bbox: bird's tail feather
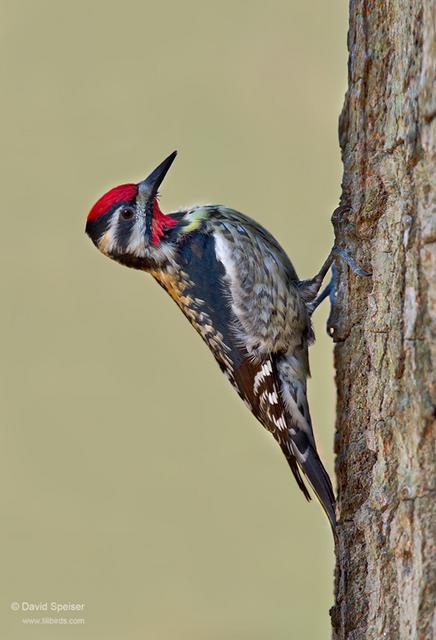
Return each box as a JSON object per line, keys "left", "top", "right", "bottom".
{"left": 299, "top": 446, "right": 337, "bottom": 534}
{"left": 282, "top": 436, "right": 337, "bottom": 536}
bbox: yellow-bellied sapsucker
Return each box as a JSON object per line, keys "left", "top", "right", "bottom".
{"left": 86, "top": 151, "right": 343, "bottom": 532}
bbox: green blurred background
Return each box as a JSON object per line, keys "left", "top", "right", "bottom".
{"left": 0, "top": 1, "right": 347, "bottom": 638}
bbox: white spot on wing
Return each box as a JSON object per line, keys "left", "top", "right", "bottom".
{"left": 273, "top": 415, "right": 287, "bottom": 431}
{"left": 268, "top": 391, "right": 278, "bottom": 404}
{"left": 253, "top": 360, "right": 273, "bottom": 394}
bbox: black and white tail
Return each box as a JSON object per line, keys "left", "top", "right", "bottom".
{"left": 282, "top": 429, "right": 337, "bottom": 533}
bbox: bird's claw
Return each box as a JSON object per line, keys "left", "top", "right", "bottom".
{"left": 332, "top": 246, "right": 372, "bottom": 277}
{"left": 309, "top": 248, "right": 370, "bottom": 329}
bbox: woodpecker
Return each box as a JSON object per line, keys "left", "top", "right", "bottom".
{"left": 86, "top": 151, "right": 341, "bottom": 532}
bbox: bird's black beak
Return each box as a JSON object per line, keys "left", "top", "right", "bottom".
{"left": 138, "top": 150, "right": 177, "bottom": 200}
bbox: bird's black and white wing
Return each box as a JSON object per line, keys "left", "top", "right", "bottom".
{"left": 166, "top": 214, "right": 336, "bottom": 529}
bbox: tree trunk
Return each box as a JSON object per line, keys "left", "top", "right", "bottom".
{"left": 329, "top": 2, "right": 435, "bottom": 639}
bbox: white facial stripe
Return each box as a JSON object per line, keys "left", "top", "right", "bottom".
{"left": 97, "top": 203, "right": 177, "bottom": 267}
{"left": 126, "top": 216, "right": 147, "bottom": 257}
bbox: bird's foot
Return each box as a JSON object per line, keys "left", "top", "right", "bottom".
{"left": 331, "top": 246, "right": 371, "bottom": 278}
{"left": 307, "top": 247, "right": 370, "bottom": 324}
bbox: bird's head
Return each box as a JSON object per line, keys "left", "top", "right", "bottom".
{"left": 85, "top": 151, "right": 179, "bottom": 268}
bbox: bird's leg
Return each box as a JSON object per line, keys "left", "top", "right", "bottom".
{"left": 308, "top": 263, "right": 337, "bottom": 315}
{"left": 302, "top": 246, "right": 371, "bottom": 315}
{"left": 299, "top": 251, "right": 335, "bottom": 304}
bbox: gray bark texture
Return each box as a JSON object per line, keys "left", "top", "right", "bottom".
{"left": 329, "top": 2, "right": 435, "bottom": 639}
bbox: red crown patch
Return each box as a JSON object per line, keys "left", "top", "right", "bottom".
{"left": 87, "top": 184, "right": 138, "bottom": 222}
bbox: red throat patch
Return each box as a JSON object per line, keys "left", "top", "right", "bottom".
{"left": 151, "top": 200, "right": 178, "bottom": 246}
{"left": 87, "top": 184, "right": 138, "bottom": 222}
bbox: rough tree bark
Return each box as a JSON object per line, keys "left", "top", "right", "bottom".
{"left": 329, "top": 2, "right": 435, "bottom": 639}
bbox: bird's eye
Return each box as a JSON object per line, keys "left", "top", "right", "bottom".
{"left": 120, "top": 207, "right": 135, "bottom": 220}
